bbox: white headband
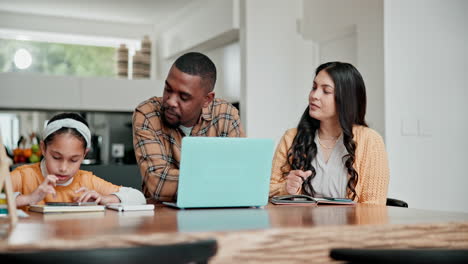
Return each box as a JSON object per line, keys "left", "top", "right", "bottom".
{"left": 43, "top": 118, "right": 91, "bottom": 148}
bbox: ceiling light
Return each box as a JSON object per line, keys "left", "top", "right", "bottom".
{"left": 14, "top": 49, "right": 32, "bottom": 69}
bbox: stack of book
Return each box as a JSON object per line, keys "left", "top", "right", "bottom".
{"left": 0, "top": 193, "right": 7, "bottom": 215}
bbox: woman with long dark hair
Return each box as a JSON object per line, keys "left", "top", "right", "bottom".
{"left": 269, "top": 62, "right": 389, "bottom": 204}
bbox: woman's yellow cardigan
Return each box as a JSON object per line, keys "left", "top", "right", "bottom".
{"left": 269, "top": 125, "right": 389, "bottom": 205}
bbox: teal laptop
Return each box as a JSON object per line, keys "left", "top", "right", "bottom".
{"left": 163, "top": 137, "right": 274, "bottom": 209}
{"left": 177, "top": 208, "right": 270, "bottom": 231}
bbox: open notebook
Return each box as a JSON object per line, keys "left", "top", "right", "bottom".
{"left": 106, "top": 204, "right": 154, "bottom": 212}
{"left": 271, "top": 195, "right": 355, "bottom": 205}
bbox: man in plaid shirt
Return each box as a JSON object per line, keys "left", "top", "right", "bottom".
{"left": 132, "top": 52, "right": 245, "bottom": 202}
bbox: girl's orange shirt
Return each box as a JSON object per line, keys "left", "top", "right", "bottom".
{"left": 11, "top": 162, "right": 120, "bottom": 204}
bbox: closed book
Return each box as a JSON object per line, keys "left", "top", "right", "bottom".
{"left": 29, "top": 204, "right": 106, "bottom": 213}
{"left": 106, "top": 204, "right": 155, "bottom": 212}
{"left": 0, "top": 208, "right": 29, "bottom": 218}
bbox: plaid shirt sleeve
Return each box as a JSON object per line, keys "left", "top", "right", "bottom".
{"left": 198, "top": 99, "right": 245, "bottom": 138}
{"left": 224, "top": 104, "right": 245, "bottom": 137}
{"left": 132, "top": 104, "right": 180, "bottom": 202}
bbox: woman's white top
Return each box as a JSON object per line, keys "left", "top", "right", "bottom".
{"left": 309, "top": 131, "right": 348, "bottom": 198}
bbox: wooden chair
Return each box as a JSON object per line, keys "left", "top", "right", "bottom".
{"left": 0, "top": 239, "right": 218, "bottom": 264}
{"left": 0, "top": 135, "right": 17, "bottom": 226}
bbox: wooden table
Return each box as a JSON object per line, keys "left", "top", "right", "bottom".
{"left": 2, "top": 204, "right": 468, "bottom": 263}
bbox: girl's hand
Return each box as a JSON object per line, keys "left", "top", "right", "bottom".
{"left": 29, "top": 175, "right": 58, "bottom": 204}
{"left": 74, "top": 187, "right": 102, "bottom": 204}
{"left": 74, "top": 187, "right": 120, "bottom": 205}
{"left": 285, "top": 170, "right": 312, "bottom": 195}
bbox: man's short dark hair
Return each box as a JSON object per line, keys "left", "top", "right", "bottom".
{"left": 174, "top": 52, "right": 217, "bottom": 92}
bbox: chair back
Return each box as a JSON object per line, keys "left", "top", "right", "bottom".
{"left": 386, "top": 198, "right": 408, "bottom": 207}
{"left": 330, "top": 248, "right": 468, "bottom": 263}
{"left": 0, "top": 239, "right": 218, "bottom": 264}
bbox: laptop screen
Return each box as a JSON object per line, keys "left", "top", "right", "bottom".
{"left": 176, "top": 137, "right": 274, "bottom": 208}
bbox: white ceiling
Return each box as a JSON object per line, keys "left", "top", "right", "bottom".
{"left": 0, "top": 0, "right": 196, "bottom": 25}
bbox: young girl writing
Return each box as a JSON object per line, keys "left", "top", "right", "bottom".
{"left": 11, "top": 113, "right": 146, "bottom": 207}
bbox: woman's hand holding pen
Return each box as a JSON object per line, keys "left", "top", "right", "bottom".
{"left": 285, "top": 170, "right": 312, "bottom": 195}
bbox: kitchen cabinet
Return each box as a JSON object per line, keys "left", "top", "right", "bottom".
{"left": 0, "top": 72, "right": 81, "bottom": 109}
{"left": 81, "top": 78, "right": 162, "bottom": 112}
{"left": 0, "top": 72, "right": 163, "bottom": 112}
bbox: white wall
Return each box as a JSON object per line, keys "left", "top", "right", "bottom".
{"left": 153, "top": 0, "right": 240, "bottom": 103}
{"left": 301, "top": 0, "right": 385, "bottom": 137}
{"left": 240, "top": 0, "right": 317, "bottom": 142}
{"left": 206, "top": 42, "right": 241, "bottom": 103}
{"left": 319, "top": 31, "right": 357, "bottom": 66}
{"left": 158, "top": 0, "right": 239, "bottom": 60}
{"left": 385, "top": 0, "right": 468, "bottom": 212}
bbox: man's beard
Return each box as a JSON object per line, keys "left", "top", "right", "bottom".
{"left": 161, "top": 106, "right": 180, "bottom": 128}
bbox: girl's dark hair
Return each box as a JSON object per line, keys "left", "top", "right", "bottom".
{"left": 43, "top": 113, "right": 89, "bottom": 149}
{"left": 283, "top": 62, "right": 367, "bottom": 200}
